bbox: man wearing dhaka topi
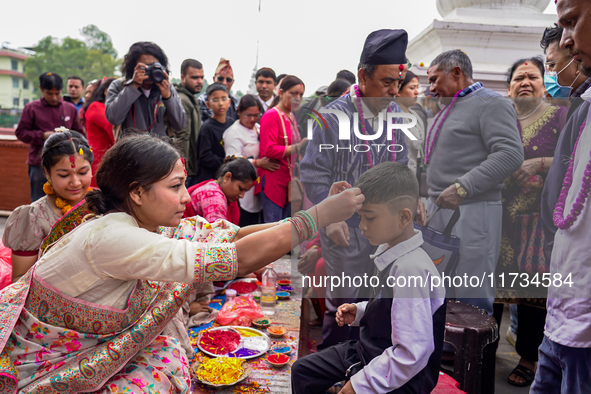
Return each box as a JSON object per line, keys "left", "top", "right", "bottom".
{"left": 301, "top": 29, "right": 417, "bottom": 350}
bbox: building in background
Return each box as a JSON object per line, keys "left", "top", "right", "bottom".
{"left": 0, "top": 46, "right": 34, "bottom": 113}
{"left": 407, "top": 0, "right": 556, "bottom": 94}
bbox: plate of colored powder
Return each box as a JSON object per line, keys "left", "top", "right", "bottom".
{"left": 193, "top": 357, "right": 251, "bottom": 387}
{"left": 198, "top": 326, "right": 270, "bottom": 359}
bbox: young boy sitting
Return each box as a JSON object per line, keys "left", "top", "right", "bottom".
{"left": 292, "top": 162, "right": 446, "bottom": 394}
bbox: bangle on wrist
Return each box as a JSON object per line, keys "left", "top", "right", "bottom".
{"left": 253, "top": 159, "right": 258, "bottom": 167}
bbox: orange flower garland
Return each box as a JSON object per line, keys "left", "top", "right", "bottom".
{"left": 44, "top": 184, "right": 93, "bottom": 215}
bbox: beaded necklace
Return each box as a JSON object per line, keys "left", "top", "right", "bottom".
{"left": 424, "top": 90, "right": 462, "bottom": 165}
{"left": 352, "top": 85, "right": 396, "bottom": 168}
{"left": 553, "top": 120, "right": 591, "bottom": 230}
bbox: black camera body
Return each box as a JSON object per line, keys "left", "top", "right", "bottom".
{"left": 142, "top": 62, "right": 166, "bottom": 83}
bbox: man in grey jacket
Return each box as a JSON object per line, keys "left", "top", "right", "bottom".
{"left": 170, "top": 59, "right": 204, "bottom": 187}
{"left": 425, "top": 50, "right": 524, "bottom": 315}
{"left": 106, "top": 42, "right": 186, "bottom": 139}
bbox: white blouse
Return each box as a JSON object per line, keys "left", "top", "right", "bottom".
{"left": 223, "top": 120, "right": 262, "bottom": 213}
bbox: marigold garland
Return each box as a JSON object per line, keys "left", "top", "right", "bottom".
{"left": 195, "top": 357, "right": 244, "bottom": 385}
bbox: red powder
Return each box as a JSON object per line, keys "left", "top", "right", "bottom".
{"left": 268, "top": 354, "right": 289, "bottom": 364}
{"left": 228, "top": 281, "right": 258, "bottom": 294}
{"left": 200, "top": 330, "right": 241, "bottom": 355}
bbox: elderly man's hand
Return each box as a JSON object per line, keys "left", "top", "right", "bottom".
{"left": 436, "top": 184, "right": 464, "bottom": 210}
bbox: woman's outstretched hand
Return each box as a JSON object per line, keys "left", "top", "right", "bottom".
{"left": 315, "top": 186, "right": 364, "bottom": 228}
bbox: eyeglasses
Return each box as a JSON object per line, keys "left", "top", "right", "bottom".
{"left": 217, "top": 76, "right": 234, "bottom": 83}
{"left": 242, "top": 113, "right": 260, "bottom": 119}
{"left": 209, "top": 97, "right": 229, "bottom": 103}
{"left": 544, "top": 56, "right": 572, "bottom": 70}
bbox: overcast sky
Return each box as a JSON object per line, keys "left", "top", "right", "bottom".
{"left": 2, "top": 0, "right": 557, "bottom": 95}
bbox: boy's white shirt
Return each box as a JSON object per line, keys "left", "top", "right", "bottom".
{"left": 348, "top": 230, "right": 446, "bottom": 393}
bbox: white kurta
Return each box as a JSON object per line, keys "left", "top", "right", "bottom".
{"left": 34, "top": 212, "right": 239, "bottom": 309}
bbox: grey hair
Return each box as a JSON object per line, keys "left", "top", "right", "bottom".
{"left": 429, "top": 50, "right": 473, "bottom": 80}
{"left": 358, "top": 62, "right": 377, "bottom": 78}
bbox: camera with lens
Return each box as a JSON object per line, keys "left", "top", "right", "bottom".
{"left": 142, "top": 62, "right": 166, "bottom": 83}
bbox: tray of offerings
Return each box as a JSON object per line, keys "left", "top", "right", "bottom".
{"left": 197, "top": 326, "right": 270, "bottom": 359}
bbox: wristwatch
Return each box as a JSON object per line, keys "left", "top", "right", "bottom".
{"left": 455, "top": 182, "right": 468, "bottom": 198}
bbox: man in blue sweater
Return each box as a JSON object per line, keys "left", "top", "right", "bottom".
{"left": 300, "top": 29, "right": 412, "bottom": 349}
{"left": 425, "top": 50, "right": 524, "bottom": 315}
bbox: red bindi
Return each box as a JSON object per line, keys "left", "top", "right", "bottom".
{"left": 399, "top": 64, "right": 405, "bottom": 71}
{"left": 180, "top": 157, "right": 187, "bottom": 177}
{"left": 69, "top": 156, "right": 76, "bottom": 169}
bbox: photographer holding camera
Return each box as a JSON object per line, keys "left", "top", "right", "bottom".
{"left": 106, "top": 42, "right": 186, "bottom": 139}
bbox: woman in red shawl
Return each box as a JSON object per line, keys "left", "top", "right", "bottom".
{"left": 185, "top": 156, "right": 257, "bottom": 225}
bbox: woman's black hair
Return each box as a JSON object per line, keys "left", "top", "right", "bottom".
{"left": 41, "top": 130, "right": 94, "bottom": 173}
{"left": 399, "top": 71, "right": 418, "bottom": 92}
{"left": 237, "top": 94, "right": 263, "bottom": 114}
{"left": 85, "top": 133, "right": 180, "bottom": 216}
{"left": 327, "top": 79, "right": 351, "bottom": 98}
{"left": 39, "top": 72, "right": 63, "bottom": 91}
{"left": 216, "top": 156, "right": 257, "bottom": 183}
{"left": 271, "top": 75, "right": 304, "bottom": 108}
{"left": 121, "top": 41, "right": 169, "bottom": 80}
{"left": 506, "top": 57, "right": 545, "bottom": 85}
{"left": 82, "top": 78, "right": 117, "bottom": 122}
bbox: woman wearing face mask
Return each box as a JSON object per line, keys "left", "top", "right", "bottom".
{"left": 495, "top": 57, "right": 568, "bottom": 388}
{"left": 2, "top": 129, "right": 93, "bottom": 283}
{"left": 543, "top": 56, "right": 582, "bottom": 99}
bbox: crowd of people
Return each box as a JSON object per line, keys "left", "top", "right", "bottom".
{"left": 1, "top": 0, "right": 590, "bottom": 390}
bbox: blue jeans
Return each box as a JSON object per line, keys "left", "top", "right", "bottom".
{"left": 530, "top": 336, "right": 591, "bottom": 394}
{"left": 259, "top": 191, "right": 290, "bottom": 223}
{"left": 28, "top": 165, "right": 46, "bottom": 202}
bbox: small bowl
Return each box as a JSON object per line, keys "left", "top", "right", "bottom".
{"left": 267, "top": 353, "right": 290, "bottom": 367}
{"left": 277, "top": 280, "right": 291, "bottom": 286}
{"left": 277, "top": 285, "right": 293, "bottom": 293}
{"left": 269, "top": 344, "right": 292, "bottom": 355}
{"left": 267, "top": 326, "right": 287, "bottom": 338}
{"left": 276, "top": 291, "right": 290, "bottom": 300}
{"left": 252, "top": 318, "right": 271, "bottom": 329}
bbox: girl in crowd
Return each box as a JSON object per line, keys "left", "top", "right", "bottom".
{"left": 257, "top": 75, "right": 308, "bottom": 222}
{"left": 185, "top": 156, "right": 258, "bottom": 225}
{"left": 15, "top": 72, "right": 83, "bottom": 202}
{"left": 83, "top": 77, "right": 116, "bottom": 187}
{"left": 495, "top": 57, "right": 567, "bottom": 387}
{"left": 84, "top": 79, "right": 100, "bottom": 102}
{"left": 0, "top": 133, "right": 361, "bottom": 392}
{"left": 223, "top": 94, "right": 280, "bottom": 226}
{"left": 395, "top": 70, "right": 426, "bottom": 176}
{"left": 2, "top": 129, "right": 93, "bottom": 282}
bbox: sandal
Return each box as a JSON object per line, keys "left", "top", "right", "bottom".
{"left": 507, "top": 364, "right": 535, "bottom": 387}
